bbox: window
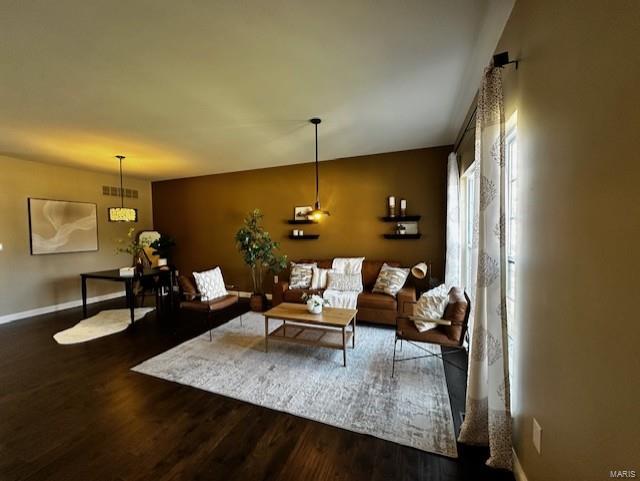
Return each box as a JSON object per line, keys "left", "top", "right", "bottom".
{"left": 460, "top": 162, "right": 477, "bottom": 291}
{"left": 505, "top": 116, "right": 518, "bottom": 402}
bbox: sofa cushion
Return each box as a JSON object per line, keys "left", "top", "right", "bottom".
{"left": 372, "top": 263, "right": 409, "bottom": 297}
{"left": 361, "top": 260, "right": 401, "bottom": 290}
{"left": 283, "top": 288, "right": 324, "bottom": 303}
{"left": 289, "top": 262, "right": 316, "bottom": 289}
{"left": 357, "top": 291, "right": 397, "bottom": 311}
{"left": 193, "top": 267, "right": 228, "bottom": 301}
{"left": 326, "top": 271, "right": 363, "bottom": 291}
{"left": 441, "top": 287, "right": 469, "bottom": 342}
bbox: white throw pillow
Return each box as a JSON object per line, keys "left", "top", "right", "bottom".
{"left": 372, "top": 263, "right": 410, "bottom": 297}
{"left": 310, "top": 267, "right": 332, "bottom": 289}
{"left": 326, "top": 271, "right": 363, "bottom": 292}
{"left": 289, "top": 262, "right": 316, "bottom": 289}
{"left": 193, "top": 267, "right": 228, "bottom": 301}
{"left": 412, "top": 284, "right": 450, "bottom": 332}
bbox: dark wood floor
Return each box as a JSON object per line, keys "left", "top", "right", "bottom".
{"left": 0, "top": 298, "right": 514, "bottom": 481}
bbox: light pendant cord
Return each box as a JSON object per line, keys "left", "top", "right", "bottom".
{"left": 116, "top": 155, "right": 125, "bottom": 208}
{"left": 315, "top": 121, "right": 319, "bottom": 207}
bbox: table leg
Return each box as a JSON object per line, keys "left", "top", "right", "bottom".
{"left": 352, "top": 316, "right": 356, "bottom": 348}
{"left": 342, "top": 326, "right": 347, "bottom": 367}
{"left": 264, "top": 316, "right": 269, "bottom": 353}
{"left": 126, "top": 280, "right": 135, "bottom": 326}
{"left": 81, "top": 276, "right": 88, "bottom": 318}
{"left": 168, "top": 270, "right": 175, "bottom": 313}
{"left": 283, "top": 319, "right": 286, "bottom": 337}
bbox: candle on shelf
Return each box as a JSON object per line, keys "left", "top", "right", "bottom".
{"left": 400, "top": 198, "right": 407, "bottom": 217}
{"left": 388, "top": 196, "right": 396, "bottom": 217}
{"left": 293, "top": 229, "right": 299, "bottom": 236}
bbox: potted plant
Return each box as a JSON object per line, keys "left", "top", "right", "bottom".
{"left": 116, "top": 227, "right": 150, "bottom": 274}
{"left": 302, "top": 293, "right": 328, "bottom": 314}
{"left": 235, "top": 209, "right": 287, "bottom": 311}
{"left": 149, "top": 234, "right": 176, "bottom": 266}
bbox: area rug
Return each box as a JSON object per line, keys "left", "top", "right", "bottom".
{"left": 53, "top": 308, "right": 155, "bottom": 344}
{"left": 132, "top": 312, "right": 458, "bottom": 458}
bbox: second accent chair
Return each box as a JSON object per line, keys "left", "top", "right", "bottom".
{"left": 177, "top": 272, "right": 239, "bottom": 340}
{"left": 392, "top": 287, "right": 471, "bottom": 376}
{"left": 272, "top": 259, "right": 416, "bottom": 325}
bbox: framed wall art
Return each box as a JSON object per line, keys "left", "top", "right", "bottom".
{"left": 28, "top": 198, "right": 98, "bottom": 255}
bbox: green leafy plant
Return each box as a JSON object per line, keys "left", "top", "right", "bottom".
{"left": 116, "top": 227, "right": 149, "bottom": 257}
{"left": 235, "top": 209, "right": 287, "bottom": 294}
{"left": 150, "top": 235, "right": 176, "bottom": 259}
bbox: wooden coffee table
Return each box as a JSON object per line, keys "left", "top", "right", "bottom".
{"left": 263, "top": 302, "right": 357, "bottom": 367}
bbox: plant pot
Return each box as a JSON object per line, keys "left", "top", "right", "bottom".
{"left": 250, "top": 294, "right": 265, "bottom": 312}
{"left": 306, "top": 301, "right": 323, "bottom": 314}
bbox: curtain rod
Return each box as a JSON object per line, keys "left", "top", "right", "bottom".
{"left": 453, "top": 105, "right": 477, "bottom": 153}
{"left": 452, "top": 51, "right": 518, "bottom": 154}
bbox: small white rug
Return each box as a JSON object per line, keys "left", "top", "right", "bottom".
{"left": 132, "top": 312, "right": 458, "bottom": 457}
{"left": 53, "top": 308, "right": 155, "bottom": 344}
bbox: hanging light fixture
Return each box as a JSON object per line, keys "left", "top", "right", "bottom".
{"left": 307, "top": 117, "right": 330, "bottom": 221}
{"left": 108, "top": 155, "right": 138, "bottom": 222}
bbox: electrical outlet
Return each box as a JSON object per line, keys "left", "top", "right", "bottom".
{"left": 532, "top": 418, "right": 542, "bottom": 454}
{"left": 274, "top": 275, "right": 279, "bottom": 284}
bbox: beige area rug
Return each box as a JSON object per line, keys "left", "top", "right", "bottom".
{"left": 132, "top": 312, "right": 458, "bottom": 458}
{"left": 53, "top": 308, "right": 155, "bottom": 344}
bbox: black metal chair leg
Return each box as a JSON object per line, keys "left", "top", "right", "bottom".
{"left": 392, "top": 335, "right": 398, "bottom": 378}
{"left": 208, "top": 313, "right": 214, "bottom": 342}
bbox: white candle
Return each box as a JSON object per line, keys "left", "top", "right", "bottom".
{"left": 388, "top": 196, "right": 395, "bottom": 207}
{"left": 400, "top": 199, "right": 406, "bottom": 209}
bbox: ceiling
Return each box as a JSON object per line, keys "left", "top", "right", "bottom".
{"left": 0, "top": 0, "right": 513, "bottom": 180}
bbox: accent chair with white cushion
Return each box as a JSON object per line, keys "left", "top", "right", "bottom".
{"left": 178, "top": 266, "right": 238, "bottom": 341}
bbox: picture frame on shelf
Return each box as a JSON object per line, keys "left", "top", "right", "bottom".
{"left": 294, "top": 205, "right": 313, "bottom": 220}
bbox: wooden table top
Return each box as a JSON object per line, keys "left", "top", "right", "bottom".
{"left": 263, "top": 303, "right": 357, "bottom": 327}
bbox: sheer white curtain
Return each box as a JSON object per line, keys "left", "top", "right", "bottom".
{"left": 445, "top": 152, "right": 461, "bottom": 287}
{"left": 458, "top": 65, "right": 513, "bottom": 470}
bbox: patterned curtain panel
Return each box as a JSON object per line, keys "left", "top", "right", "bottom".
{"left": 445, "top": 152, "right": 461, "bottom": 287}
{"left": 457, "top": 65, "right": 513, "bottom": 470}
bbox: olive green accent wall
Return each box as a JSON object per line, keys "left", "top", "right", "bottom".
{"left": 0, "top": 155, "right": 153, "bottom": 317}
{"left": 152, "top": 146, "right": 450, "bottom": 292}
{"left": 456, "top": 1, "right": 640, "bottom": 479}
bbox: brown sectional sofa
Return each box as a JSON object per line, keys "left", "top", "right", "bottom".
{"left": 272, "top": 259, "right": 416, "bottom": 326}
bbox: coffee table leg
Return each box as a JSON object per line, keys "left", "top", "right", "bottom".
{"left": 352, "top": 316, "right": 356, "bottom": 348}
{"left": 264, "top": 316, "right": 269, "bottom": 353}
{"left": 342, "top": 326, "right": 347, "bottom": 367}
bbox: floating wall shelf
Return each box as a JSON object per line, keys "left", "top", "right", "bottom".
{"left": 287, "top": 219, "right": 318, "bottom": 225}
{"left": 383, "top": 233, "right": 422, "bottom": 240}
{"left": 288, "top": 234, "right": 320, "bottom": 240}
{"left": 381, "top": 215, "right": 422, "bottom": 222}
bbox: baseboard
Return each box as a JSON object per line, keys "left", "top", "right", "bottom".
{"left": 513, "top": 448, "right": 529, "bottom": 481}
{"left": 0, "top": 291, "right": 125, "bottom": 325}
{"left": 1, "top": 290, "right": 270, "bottom": 325}
{"left": 235, "top": 291, "right": 272, "bottom": 300}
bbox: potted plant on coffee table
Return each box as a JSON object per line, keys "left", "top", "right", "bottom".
{"left": 235, "top": 209, "right": 287, "bottom": 311}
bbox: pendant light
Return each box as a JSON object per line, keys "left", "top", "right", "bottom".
{"left": 108, "top": 155, "right": 138, "bottom": 222}
{"left": 307, "top": 117, "right": 330, "bottom": 221}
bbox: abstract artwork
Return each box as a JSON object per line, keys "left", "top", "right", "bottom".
{"left": 28, "top": 198, "right": 98, "bottom": 255}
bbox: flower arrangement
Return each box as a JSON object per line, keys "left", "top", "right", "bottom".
{"left": 115, "top": 227, "right": 149, "bottom": 257}
{"left": 302, "top": 293, "right": 328, "bottom": 314}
